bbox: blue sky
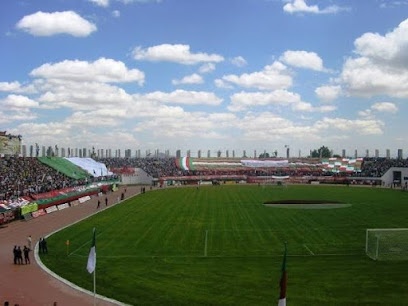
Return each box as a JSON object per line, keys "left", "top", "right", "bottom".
{"left": 1, "top": 0, "right": 408, "bottom": 158}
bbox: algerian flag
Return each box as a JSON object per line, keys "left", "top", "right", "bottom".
{"left": 278, "top": 243, "right": 287, "bottom": 306}
{"left": 86, "top": 228, "right": 96, "bottom": 274}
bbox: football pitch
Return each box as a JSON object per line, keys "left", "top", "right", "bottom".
{"left": 40, "top": 185, "right": 408, "bottom": 305}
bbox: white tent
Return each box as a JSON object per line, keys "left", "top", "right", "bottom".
{"left": 65, "top": 157, "right": 112, "bottom": 177}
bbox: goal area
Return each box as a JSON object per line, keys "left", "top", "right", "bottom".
{"left": 366, "top": 228, "right": 408, "bottom": 261}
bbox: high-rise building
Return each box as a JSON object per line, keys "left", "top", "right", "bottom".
{"left": 397, "top": 149, "right": 403, "bottom": 159}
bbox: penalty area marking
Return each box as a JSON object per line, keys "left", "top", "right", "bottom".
{"left": 303, "top": 244, "right": 315, "bottom": 255}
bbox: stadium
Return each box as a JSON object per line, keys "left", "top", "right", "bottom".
{"left": 1, "top": 132, "right": 408, "bottom": 305}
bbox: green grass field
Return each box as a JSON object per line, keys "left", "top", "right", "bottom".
{"left": 40, "top": 185, "right": 408, "bottom": 305}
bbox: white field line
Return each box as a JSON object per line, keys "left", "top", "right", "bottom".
{"left": 303, "top": 244, "right": 315, "bottom": 255}
{"left": 69, "top": 252, "right": 362, "bottom": 259}
{"left": 68, "top": 232, "right": 103, "bottom": 256}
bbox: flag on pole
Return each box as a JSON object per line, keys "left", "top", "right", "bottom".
{"left": 278, "top": 243, "right": 287, "bottom": 306}
{"left": 87, "top": 228, "right": 96, "bottom": 274}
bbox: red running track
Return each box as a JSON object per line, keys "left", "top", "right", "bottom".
{"left": 0, "top": 185, "right": 143, "bottom": 306}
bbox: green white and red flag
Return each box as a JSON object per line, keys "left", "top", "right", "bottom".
{"left": 87, "top": 228, "right": 96, "bottom": 274}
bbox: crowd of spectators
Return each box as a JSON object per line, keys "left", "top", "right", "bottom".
{"left": 358, "top": 157, "right": 408, "bottom": 177}
{"left": 2, "top": 156, "right": 408, "bottom": 201}
{"left": 1, "top": 157, "right": 76, "bottom": 200}
{"left": 96, "top": 157, "right": 182, "bottom": 178}
{"left": 0, "top": 157, "right": 114, "bottom": 201}
{"left": 96, "top": 157, "right": 327, "bottom": 178}
{"left": 98, "top": 156, "right": 408, "bottom": 179}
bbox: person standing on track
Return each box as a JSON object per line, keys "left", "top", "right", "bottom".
{"left": 13, "top": 245, "right": 18, "bottom": 264}
{"left": 16, "top": 246, "right": 23, "bottom": 264}
{"left": 27, "top": 235, "right": 32, "bottom": 250}
{"left": 23, "top": 246, "right": 30, "bottom": 264}
{"left": 42, "top": 237, "right": 48, "bottom": 254}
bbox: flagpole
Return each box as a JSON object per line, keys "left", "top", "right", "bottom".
{"left": 278, "top": 242, "right": 287, "bottom": 306}
{"left": 93, "top": 267, "right": 96, "bottom": 306}
{"left": 87, "top": 227, "right": 97, "bottom": 305}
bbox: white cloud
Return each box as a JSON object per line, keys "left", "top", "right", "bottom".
{"left": 354, "top": 19, "right": 408, "bottom": 68}
{"left": 283, "top": 0, "right": 319, "bottom": 14}
{"left": 218, "top": 61, "right": 292, "bottom": 90}
{"left": 30, "top": 58, "right": 145, "bottom": 85}
{"left": 229, "top": 90, "right": 302, "bottom": 112}
{"left": 199, "top": 63, "right": 216, "bottom": 74}
{"left": 0, "top": 81, "right": 37, "bottom": 94}
{"left": 283, "top": 0, "right": 348, "bottom": 14}
{"left": 230, "top": 56, "right": 247, "bottom": 67}
{"left": 134, "top": 111, "right": 234, "bottom": 139}
{"left": 0, "top": 81, "right": 21, "bottom": 92}
{"left": 379, "top": 1, "right": 408, "bottom": 9}
{"left": 314, "top": 117, "right": 384, "bottom": 135}
{"left": 172, "top": 73, "right": 204, "bottom": 85}
{"left": 112, "top": 10, "right": 121, "bottom": 17}
{"left": 280, "top": 50, "right": 325, "bottom": 71}
{"left": 341, "top": 18, "right": 408, "bottom": 98}
{"left": 16, "top": 11, "right": 97, "bottom": 37}
{"left": 2, "top": 94, "right": 40, "bottom": 109}
{"left": 371, "top": 102, "right": 398, "bottom": 113}
{"left": 0, "top": 111, "right": 37, "bottom": 123}
{"left": 358, "top": 109, "right": 373, "bottom": 118}
{"left": 315, "top": 85, "right": 342, "bottom": 102}
{"left": 317, "top": 105, "right": 337, "bottom": 112}
{"left": 143, "top": 89, "right": 222, "bottom": 105}
{"left": 132, "top": 44, "right": 224, "bottom": 65}
{"left": 0, "top": 95, "right": 39, "bottom": 123}
{"left": 228, "top": 90, "right": 336, "bottom": 113}
{"left": 68, "top": 111, "right": 123, "bottom": 127}
{"left": 37, "top": 81, "right": 133, "bottom": 111}
{"left": 236, "top": 112, "right": 317, "bottom": 141}
{"left": 16, "top": 122, "right": 72, "bottom": 139}
{"left": 214, "top": 79, "right": 234, "bottom": 89}
{"left": 89, "top": 0, "right": 110, "bottom": 7}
